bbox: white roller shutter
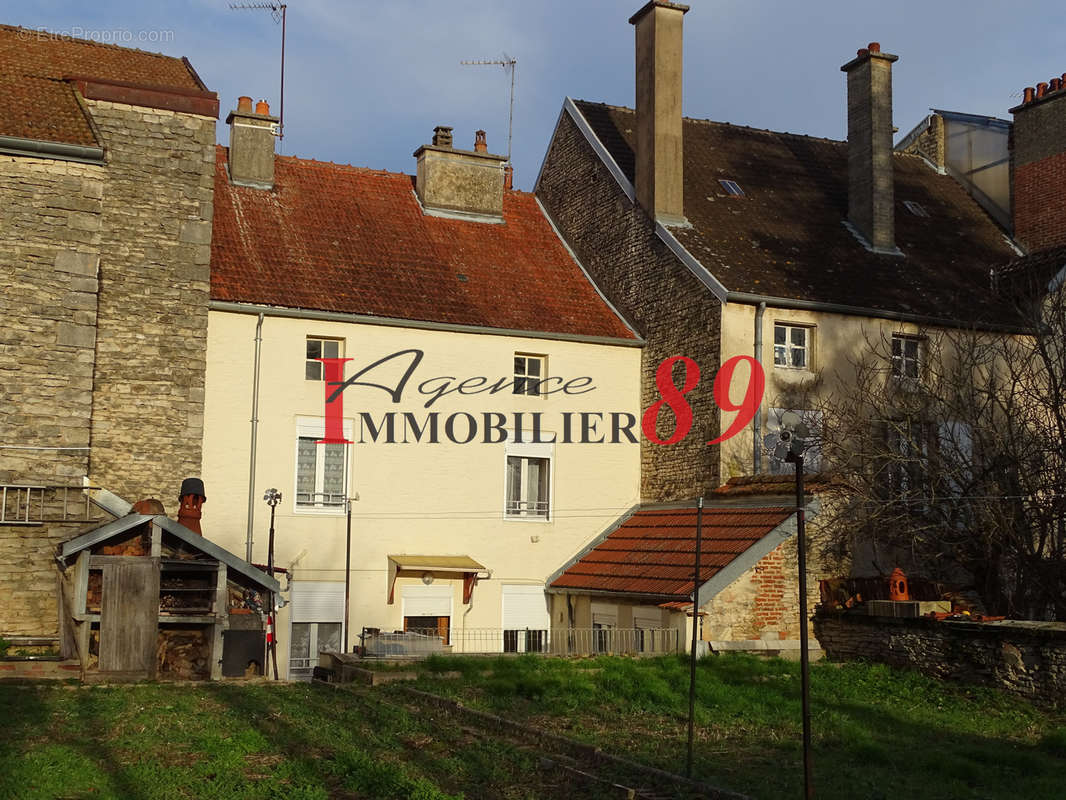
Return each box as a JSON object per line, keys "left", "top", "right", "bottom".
{"left": 501, "top": 585, "right": 549, "bottom": 629}
{"left": 633, "top": 606, "right": 663, "bottom": 629}
{"left": 401, "top": 584, "right": 453, "bottom": 616}
{"left": 290, "top": 581, "right": 345, "bottom": 623}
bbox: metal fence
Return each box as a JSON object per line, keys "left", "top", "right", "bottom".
{"left": 360, "top": 627, "right": 681, "bottom": 658}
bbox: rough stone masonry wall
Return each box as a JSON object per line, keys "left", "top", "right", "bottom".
{"left": 0, "top": 99, "right": 214, "bottom": 636}
{"left": 536, "top": 111, "right": 722, "bottom": 502}
{"left": 814, "top": 612, "right": 1066, "bottom": 707}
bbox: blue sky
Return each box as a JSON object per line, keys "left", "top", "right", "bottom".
{"left": 10, "top": 1, "right": 1066, "bottom": 189}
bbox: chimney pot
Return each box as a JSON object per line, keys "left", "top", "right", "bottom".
{"left": 474, "top": 129, "right": 488, "bottom": 153}
{"left": 1024, "top": 87, "right": 1035, "bottom": 104}
{"left": 432, "top": 125, "right": 454, "bottom": 148}
{"left": 255, "top": 100, "right": 271, "bottom": 115}
{"left": 177, "top": 477, "right": 206, "bottom": 536}
{"left": 868, "top": 42, "right": 881, "bottom": 53}
{"left": 1061, "top": 72, "right": 1066, "bottom": 86}
{"left": 237, "top": 95, "right": 253, "bottom": 112}
{"left": 1052, "top": 78, "right": 1062, "bottom": 93}
{"left": 1037, "top": 82, "right": 1048, "bottom": 98}
{"left": 504, "top": 164, "right": 514, "bottom": 190}
{"left": 857, "top": 48, "right": 869, "bottom": 58}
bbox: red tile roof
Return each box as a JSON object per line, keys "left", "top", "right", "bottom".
{"left": 0, "top": 24, "right": 204, "bottom": 146}
{"left": 572, "top": 101, "right": 1020, "bottom": 326}
{"left": 549, "top": 505, "right": 792, "bottom": 598}
{"left": 710, "top": 474, "right": 843, "bottom": 498}
{"left": 210, "top": 148, "right": 638, "bottom": 340}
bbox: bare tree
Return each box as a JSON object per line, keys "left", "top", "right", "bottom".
{"left": 809, "top": 282, "right": 1066, "bottom": 620}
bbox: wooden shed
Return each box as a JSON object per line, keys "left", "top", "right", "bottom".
{"left": 56, "top": 513, "right": 280, "bottom": 682}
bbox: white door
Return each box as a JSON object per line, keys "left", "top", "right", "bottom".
{"left": 501, "top": 585, "right": 549, "bottom": 652}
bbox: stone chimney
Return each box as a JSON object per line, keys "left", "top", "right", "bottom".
{"left": 1009, "top": 73, "right": 1066, "bottom": 252}
{"left": 629, "top": 1, "right": 689, "bottom": 227}
{"left": 841, "top": 43, "right": 900, "bottom": 254}
{"left": 414, "top": 126, "right": 506, "bottom": 220}
{"left": 226, "top": 95, "right": 278, "bottom": 189}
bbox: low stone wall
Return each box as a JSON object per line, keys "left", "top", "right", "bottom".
{"left": 814, "top": 611, "right": 1066, "bottom": 706}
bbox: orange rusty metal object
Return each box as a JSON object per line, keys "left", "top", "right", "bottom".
{"left": 177, "top": 477, "right": 206, "bottom": 536}
{"left": 889, "top": 568, "right": 910, "bottom": 601}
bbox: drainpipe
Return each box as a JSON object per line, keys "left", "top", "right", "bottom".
{"left": 245, "top": 313, "right": 265, "bottom": 562}
{"left": 753, "top": 302, "right": 767, "bottom": 474}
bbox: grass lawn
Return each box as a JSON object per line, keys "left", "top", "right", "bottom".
{"left": 401, "top": 653, "right": 1066, "bottom": 800}
{"left": 1, "top": 655, "right": 1063, "bottom": 800}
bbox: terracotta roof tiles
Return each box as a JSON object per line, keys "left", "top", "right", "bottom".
{"left": 210, "top": 148, "right": 638, "bottom": 339}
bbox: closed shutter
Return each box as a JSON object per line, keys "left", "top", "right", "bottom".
{"left": 291, "top": 581, "right": 345, "bottom": 623}
{"left": 633, "top": 606, "right": 663, "bottom": 629}
{"left": 401, "top": 584, "right": 453, "bottom": 617}
{"left": 501, "top": 585, "right": 549, "bottom": 630}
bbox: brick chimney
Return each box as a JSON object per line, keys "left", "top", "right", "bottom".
{"left": 414, "top": 126, "right": 506, "bottom": 220}
{"left": 1009, "top": 72, "right": 1066, "bottom": 252}
{"left": 629, "top": 1, "right": 689, "bottom": 226}
{"left": 226, "top": 96, "right": 278, "bottom": 189}
{"left": 841, "top": 43, "right": 900, "bottom": 254}
{"left": 177, "top": 477, "right": 206, "bottom": 536}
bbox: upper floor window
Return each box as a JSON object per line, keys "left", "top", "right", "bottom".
{"left": 506, "top": 455, "right": 550, "bottom": 519}
{"left": 306, "top": 337, "right": 343, "bottom": 380}
{"left": 294, "top": 417, "right": 351, "bottom": 513}
{"left": 773, "top": 323, "right": 810, "bottom": 369}
{"left": 513, "top": 354, "right": 546, "bottom": 396}
{"left": 891, "top": 335, "right": 922, "bottom": 380}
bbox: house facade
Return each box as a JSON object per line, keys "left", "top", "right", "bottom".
{"left": 0, "top": 26, "right": 218, "bottom": 638}
{"left": 202, "top": 107, "right": 643, "bottom": 677}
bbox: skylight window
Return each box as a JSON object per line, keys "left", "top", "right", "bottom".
{"left": 719, "top": 179, "right": 745, "bottom": 196}
{"left": 903, "top": 200, "right": 929, "bottom": 217}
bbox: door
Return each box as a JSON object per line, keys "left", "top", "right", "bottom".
{"left": 99, "top": 558, "right": 159, "bottom": 678}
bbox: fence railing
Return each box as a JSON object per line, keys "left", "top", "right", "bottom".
{"left": 0, "top": 485, "right": 106, "bottom": 525}
{"left": 360, "top": 626, "right": 681, "bottom": 658}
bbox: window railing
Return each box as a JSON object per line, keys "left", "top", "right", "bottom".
{"left": 505, "top": 499, "right": 549, "bottom": 518}
{"left": 295, "top": 491, "right": 346, "bottom": 508}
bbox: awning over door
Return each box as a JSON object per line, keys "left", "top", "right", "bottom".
{"left": 387, "top": 555, "right": 489, "bottom": 605}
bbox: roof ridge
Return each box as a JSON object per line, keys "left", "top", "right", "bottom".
{"left": 0, "top": 23, "right": 193, "bottom": 68}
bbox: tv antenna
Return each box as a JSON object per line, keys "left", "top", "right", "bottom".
{"left": 460, "top": 55, "right": 516, "bottom": 163}
{"left": 229, "top": 3, "right": 287, "bottom": 142}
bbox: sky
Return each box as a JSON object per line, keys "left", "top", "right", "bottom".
{"left": 9, "top": 1, "right": 1066, "bottom": 190}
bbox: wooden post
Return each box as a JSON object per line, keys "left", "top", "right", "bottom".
{"left": 210, "top": 564, "right": 227, "bottom": 681}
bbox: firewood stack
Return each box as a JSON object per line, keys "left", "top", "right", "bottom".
{"left": 157, "top": 629, "right": 209, "bottom": 679}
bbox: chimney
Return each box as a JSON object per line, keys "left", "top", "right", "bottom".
{"left": 630, "top": 1, "right": 689, "bottom": 226}
{"left": 1009, "top": 72, "right": 1066, "bottom": 252}
{"left": 226, "top": 96, "right": 278, "bottom": 189}
{"left": 414, "top": 125, "right": 506, "bottom": 220}
{"left": 177, "top": 477, "right": 206, "bottom": 536}
{"left": 841, "top": 42, "right": 900, "bottom": 254}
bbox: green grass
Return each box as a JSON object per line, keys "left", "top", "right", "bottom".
{"left": 404, "top": 653, "right": 1066, "bottom": 800}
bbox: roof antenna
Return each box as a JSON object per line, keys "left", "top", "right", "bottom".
{"left": 230, "top": 3, "right": 287, "bottom": 146}
{"left": 460, "top": 55, "right": 517, "bottom": 164}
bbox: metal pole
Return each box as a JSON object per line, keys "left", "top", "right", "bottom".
{"left": 686, "top": 496, "right": 704, "bottom": 778}
{"left": 278, "top": 4, "right": 286, "bottom": 141}
{"left": 795, "top": 456, "right": 814, "bottom": 798}
{"left": 344, "top": 499, "right": 352, "bottom": 653}
{"left": 267, "top": 500, "right": 279, "bottom": 680}
{"left": 245, "top": 313, "right": 264, "bottom": 562}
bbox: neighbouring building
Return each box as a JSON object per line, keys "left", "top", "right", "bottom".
{"left": 0, "top": 26, "right": 218, "bottom": 641}
{"left": 532, "top": 2, "right": 1029, "bottom": 647}
{"left": 203, "top": 107, "right": 643, "bottom": 678}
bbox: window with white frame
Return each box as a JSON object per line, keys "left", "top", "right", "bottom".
{"left": 306, "top": 337, "right": 343, "bottom": 381}
{"left": 773, "top": 323, "right": 811, "bottom": 369}
{"left": 891, "top": 334, "right": 922, "bottom": 380}
{"left": 294, "top": 417, "right": 351, "bottom": 511}
{"left": 504, "top": 434, "right": 552, "bottom": 520}
{"left": 513, "top": 354, "right": 546, "bottom": 396}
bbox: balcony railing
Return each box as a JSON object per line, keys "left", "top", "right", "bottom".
{"left": 0, "top": 485, "right": 106, "bottom": 525}
{"left": 360, "top": 627, "right": 681, "bottom": 658}
{"left": 504, "top": 499, "right": 549, "bottom": 519}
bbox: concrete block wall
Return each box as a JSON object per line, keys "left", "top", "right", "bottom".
{"left": 536, "top": 110, "right": 723, "bottom": 503}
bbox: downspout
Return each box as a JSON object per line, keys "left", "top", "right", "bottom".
{"left": 245, "top": 313, "right": 265, "bottom": 562}
{"left": 753, "top": 302, "right": 767, "bottom": 474}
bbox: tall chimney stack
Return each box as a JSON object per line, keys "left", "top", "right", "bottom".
{"left": 841, "top": 43, "right": 899, "bottom": 254}
{"left": 1009, "top": 74, "right": 1066, "bottom": 252}
{"left": 226, "top": 96, "right": 278, "bottom": 189}
{"left": 629, "top": 1, "right": 689, "bottom": 227}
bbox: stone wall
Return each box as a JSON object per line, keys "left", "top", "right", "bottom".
{"left": 0, "top": 98, "right": 215, "bottom": 636}
{"left": 899, "top": 113, "right": 945, "bottom": 171}
{"left": 536, "top": 109, "right": 723, "bottom": 503}
{"left": 815, "top": 611, "right": 1066, "bottom": 706}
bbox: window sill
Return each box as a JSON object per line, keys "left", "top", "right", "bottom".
{"left": 293, "top": 505, "right": 346, "bottom": 517}
{"left": 503, "top": 514, "right": 552, "bottom": 524}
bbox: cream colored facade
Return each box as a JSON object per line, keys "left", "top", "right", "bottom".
{"left": 717, "top": 301, "right": 930, "bottom": 480}
{"left": 203, "top": 309, "right": 641, "bottom": 677}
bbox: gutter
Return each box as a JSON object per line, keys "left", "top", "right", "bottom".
{"left": 753, "top": 302, "right": 766, "bottom": 473}
{"left": 210, "top": 300, "right": 644, "bottom": 348}
{"left": 0, "top": 135, "right": 104, "bottom": 164}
